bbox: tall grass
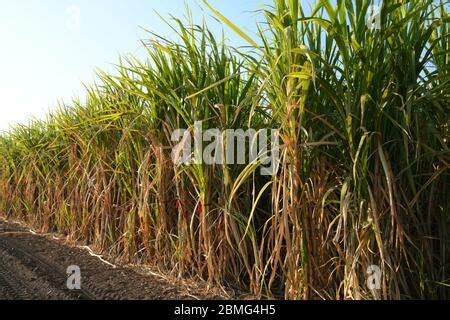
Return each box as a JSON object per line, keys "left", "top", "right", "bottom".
{"left": 0, "top": 0, "right": 448, "bottom": 299}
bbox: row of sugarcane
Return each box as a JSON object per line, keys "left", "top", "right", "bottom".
{"left": 0, "top": 0, "right": 449, "bottom": 299}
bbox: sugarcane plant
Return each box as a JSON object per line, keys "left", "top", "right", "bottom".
{"left": 0, "top": 0, "right": 448, "bottom": 299}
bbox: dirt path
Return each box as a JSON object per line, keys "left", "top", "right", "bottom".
{"left": 0, "top": 219, "right": 224, "bottom": 300}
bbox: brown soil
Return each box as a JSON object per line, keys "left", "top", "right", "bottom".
{"left": 0, "top": 219, "right": 231, "bottom": 300}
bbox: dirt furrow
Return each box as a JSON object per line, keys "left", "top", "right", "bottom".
{"left": 0, "top": 237, "right": 96, "bottom": 299}
{"left": 0, "top": 219, "right": 227, "bottom": 300}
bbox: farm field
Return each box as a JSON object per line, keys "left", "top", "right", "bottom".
{"left": 0, "top": 0, "right": 449, "bottom": 300}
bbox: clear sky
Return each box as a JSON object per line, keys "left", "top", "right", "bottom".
{"left": 0, "top": 0, "right": 271, "bottom": 132}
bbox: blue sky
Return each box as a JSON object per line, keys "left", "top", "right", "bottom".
{"left": 0, "top": 0, "right": 271, "bottom": 131}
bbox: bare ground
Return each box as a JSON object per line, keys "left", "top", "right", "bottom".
{"left": 0, "top": 218, "right": 232, "bottom": 300}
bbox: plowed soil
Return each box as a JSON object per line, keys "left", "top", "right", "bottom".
{"left": 0, "top": 219, "right": 226, "bottom": 300}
